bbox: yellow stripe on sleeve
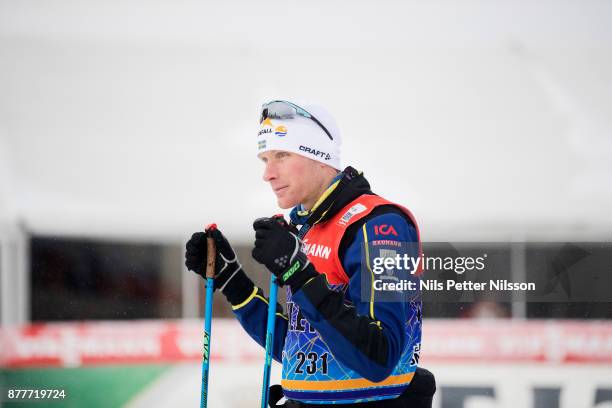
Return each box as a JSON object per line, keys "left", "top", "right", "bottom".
{"left": 231, "top": 286, "right": 258, "bottom": 310}
{"left": 232, "top": 286, "right": 288, "bottom": 320}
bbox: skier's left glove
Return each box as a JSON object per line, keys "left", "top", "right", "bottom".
{"left": 252, "top": 217, "right": 318, "bottom": 291}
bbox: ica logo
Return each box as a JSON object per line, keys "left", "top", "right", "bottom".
{"left": 374, "top": 224, "right": 398, "bottom": 236}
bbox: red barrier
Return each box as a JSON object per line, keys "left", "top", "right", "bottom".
{"left": 2, "top": 319, "right": 611, "bottom": 368}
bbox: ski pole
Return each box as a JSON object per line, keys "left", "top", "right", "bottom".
{"left": 200, "top": 224, "right": 216, "bottom": 408}
{"left": 260, "top": 274, "right": 278, "bottom": 408}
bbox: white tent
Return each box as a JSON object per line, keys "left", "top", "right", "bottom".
{"left": 1, "top": 0, "right": 611, "bottom": 244}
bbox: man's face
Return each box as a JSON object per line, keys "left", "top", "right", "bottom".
{"left": 258, "top": 150, "right": 326, "bottom": 209}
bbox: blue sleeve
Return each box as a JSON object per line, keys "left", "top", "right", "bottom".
{"left": 291, "top": 212, "right": 419, "bottom": 382}
{"left": 231, "top": 286, "right": 288, "bottom": 363}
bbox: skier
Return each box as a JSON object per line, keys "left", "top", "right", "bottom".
{"left": 185, "top": 100, "right": 436, "bottom": 407}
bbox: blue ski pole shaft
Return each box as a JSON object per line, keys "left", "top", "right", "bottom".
{"left": 260, "top": 275, "right": 279, "bottom": 408}
{"left": 200, "top": 232, "right": 216, "bottom": 408}
{"left": 200, "top": 277, "right": 214, "bottom": 407}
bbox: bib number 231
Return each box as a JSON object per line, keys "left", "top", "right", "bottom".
{"left": 295, "top": 352, "right": 329, "bottom": 375}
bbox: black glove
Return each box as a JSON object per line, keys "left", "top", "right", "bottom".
{"left": 185, "top": 226, "right": 243, "bottom": 292}
{"left": 252, "top": 217, "right": 317, "bottom": 290}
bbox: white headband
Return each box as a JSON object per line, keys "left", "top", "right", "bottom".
{"left": 256, "top": 101, "right": 342, "bottom": 170}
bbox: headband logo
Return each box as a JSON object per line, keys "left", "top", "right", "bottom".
{"left": 274, "top": 126, "right": 287, "bottom": 137}
{"left": 299, "top": 145, "right": 331, "bottom": 161}
{"left": 258, "top": 128, "right": 272, "bottom": 136}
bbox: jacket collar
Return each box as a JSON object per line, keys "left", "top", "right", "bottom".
{"left": 289, "top": 166, "right": 373, "bottom": 227}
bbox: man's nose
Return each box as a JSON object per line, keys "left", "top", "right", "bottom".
{"left": 262, "top": 161, "right": 277, "bottom": 182}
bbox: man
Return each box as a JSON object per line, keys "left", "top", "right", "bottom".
{"left": 185, "top": 100, "right": 435, "bottom": 407}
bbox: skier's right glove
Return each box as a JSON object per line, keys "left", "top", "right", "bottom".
{"left": 185, "top": 227, "right": 253, "bottom": 304}
{"left": 252, "top": 217, "right": 317, "bottom": 291}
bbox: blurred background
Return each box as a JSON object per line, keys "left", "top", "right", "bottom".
{"left": 1, "top": 0, "right": 611, "bottom": 407}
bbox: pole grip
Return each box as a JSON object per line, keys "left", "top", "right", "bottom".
{"left": 206, "top": 237, "right": 215, "bottom": 279}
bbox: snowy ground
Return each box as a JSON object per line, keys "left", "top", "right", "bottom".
{"left": 127, "top": 363, "right": 612, "bottom": 408}
{"left": 125, "top": 362, "right": 282, "bottom": 408}
{"left": 125, "top": 362, "right": 612, "bottom": 408}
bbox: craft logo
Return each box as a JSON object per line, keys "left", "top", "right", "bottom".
{"left": 274, "top": 125, "right": 287, "bottom": 137}
{"left": 299, "top": 145, "right": 331, "bottom": 160}
{"left": 282, "top": 260, "right": 301, "bottom": 282}
{"left": 258, "top": 140, "right": 266, "bottom": 150}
